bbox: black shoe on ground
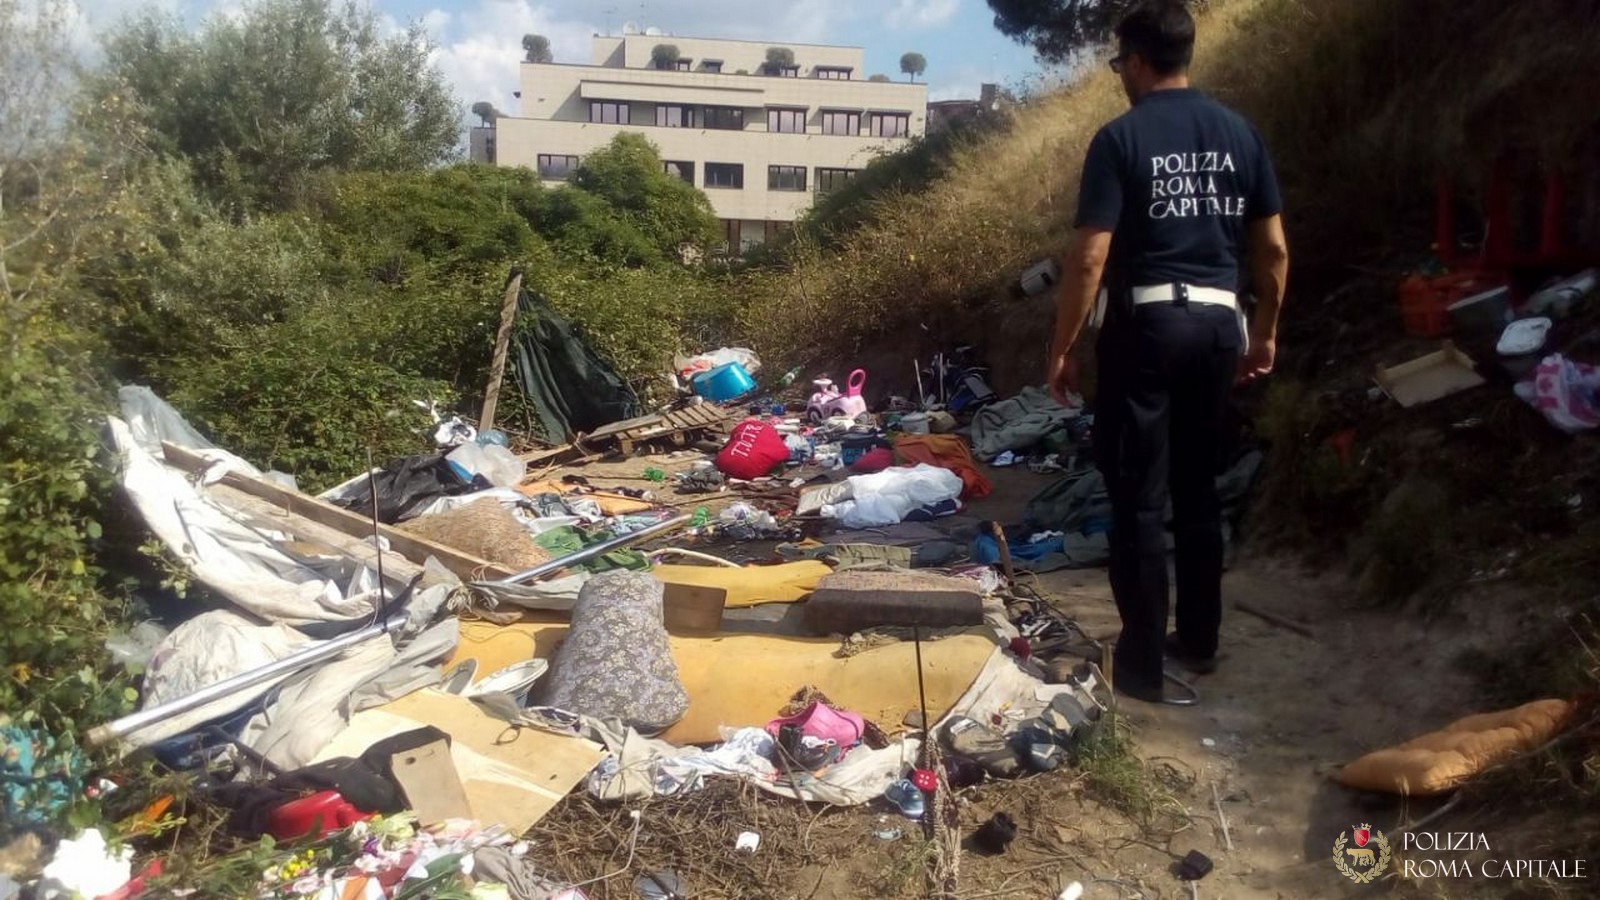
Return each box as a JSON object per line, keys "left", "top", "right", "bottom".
{"left": 1113, "top": 676, "right": 1199, "bottom": 707}
{"left": 1164, "top": 633, "right": 1220, "bottom": 675}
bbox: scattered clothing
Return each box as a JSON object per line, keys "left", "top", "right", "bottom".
{"left": 892, "top": 434, "right": 993, "bottom": 499}
{"left": 970, "top": 386, "right": 1081, "bottom": 461}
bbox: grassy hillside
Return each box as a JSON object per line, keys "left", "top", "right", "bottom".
{"left": 745, "top": 0, "right": 1600, "bottom": 378}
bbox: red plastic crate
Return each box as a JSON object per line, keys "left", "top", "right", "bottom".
{"left": 1398, "top": 271, "right": 1497, "bottom": 337}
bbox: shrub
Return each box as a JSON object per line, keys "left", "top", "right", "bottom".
{"left": 0, "top": 321, "right": 134, "bottom": 830}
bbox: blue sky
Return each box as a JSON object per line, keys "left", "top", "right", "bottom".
{"left": 69, "top": 0, "right": 1049, "bottom": 115}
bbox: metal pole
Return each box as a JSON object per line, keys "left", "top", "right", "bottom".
{"left": 913, "top": 624, "right": 930, "bottom": 769}
{"left": 89, "top": 514, "right": 693, "bottom": 746}
{"left": 86, "top": 616, "right": 400, "bottom": 747}
{"left": 491, "top": 514, "right": 692, "bottom": 585}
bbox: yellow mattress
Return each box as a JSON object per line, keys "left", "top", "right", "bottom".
{"left": 449, "top": 618, "right": 997, "bottom": 745}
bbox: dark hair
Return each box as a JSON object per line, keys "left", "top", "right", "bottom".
{"left": 1115, "top": 1, "right": 1196, "bottom": 76}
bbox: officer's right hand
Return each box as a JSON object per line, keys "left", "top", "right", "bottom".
{"left": 1048, "top": 353, "right": 1079, "bottom": 405}
{"left": 1238, "top": 338, "right": 1276, "bottom": 383}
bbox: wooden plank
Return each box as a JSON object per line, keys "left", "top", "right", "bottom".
{"left": 389, "top": 739, "right": 472, "bottom": 825}
{"left": 314, "top": 690, "right": 604, "bottom": 834}
{"left": 517, "top": 444, "right": 576, "bottom": 467}
{"left": 587, "top": 412, "right": 664, "bottom": 442}
{"left": 662, "top": 583, "right": 727, "bottom": 635}
{"left": 478, "top": 272, "right": 523, "bottom": 433}
{"left": 213, "top": 485, "right": 427, "bottom": 588}
{"left": 162, "top": 442, "right": 517, "bottom": 582}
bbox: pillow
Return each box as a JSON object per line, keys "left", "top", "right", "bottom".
{"left": 715, "top": 419, "right": 789, "bottom": 481}
{"left": 1336, "top": 699, "right": 1576, "bottom": 795}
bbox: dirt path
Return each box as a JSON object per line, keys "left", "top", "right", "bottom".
{"left": 540, "top": 452, "right": 1494, "bottom": 898}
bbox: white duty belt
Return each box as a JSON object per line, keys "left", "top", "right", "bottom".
{"left": 1131, "top": 283, "right": 1238, "bottom": 308}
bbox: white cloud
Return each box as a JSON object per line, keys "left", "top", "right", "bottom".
{"left": 885, "top": 0, "right": 958, "bottom": 30}
{"left": 926, "top": 62, "right": 992, "bottom": 102}
{"left": 422, "top": 1, "right": 597, "bottom": 119}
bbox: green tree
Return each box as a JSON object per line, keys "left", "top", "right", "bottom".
{"left": 471, "top": 101, "right": 501, "bottom": 125}
{"left": 900, "top": 51, "right": 927, "bottom": 82}
{"left": 987, "top": 0, "right": 1152, "bottom": 62}
{"left": 650, "top": 43, "right": 681, "bottom": 69}
{"left": 94, "top": 0, "right": 461, "bottom": 212}
{"left": 522, "top": 32, "right": 553, "bottom": 63}
{"left": 1, "top": 0, "right": 139, "bottom": 808}
{"left": 569, "top": 134, "right": 721, "bottom": 261}
{"left": 868, "top": 73, "right": 892, "bottom": 82}
{"left": 764, "top": 46, "right": 796, "bottom": 74}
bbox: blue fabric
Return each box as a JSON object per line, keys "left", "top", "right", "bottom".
{"left": 2, "top": 726, "right": 85, "bottom": 823}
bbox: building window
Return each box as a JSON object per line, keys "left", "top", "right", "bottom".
{"left": 701, "top": 60, "right": 723, "bottom": 73}
{"left": 662, "top": 160, "right": 695, "bottom": 184}
{"left": 815, "top": 67, "right": 852, "bottom": 80}
{"left": 537, "top": 154, "right": 580, "bottom": 180}
{"left": 815, "top": 167, "right": 858, "bottom": 195}
{"left": 703, "top": 106, "right": 744, "bottom": 130}
{"left": 768, "top": 165, "right": 807, "bottom": 192}
{"left": 820, "top": 110, "right": 860, "bottom": 136}
{"left": 870, "top": 112, "right": 910, "bottom": 138}
{"left": 777, "top": 65, "right": 800, "bottom": 78}
{"left": 766, "top": 108, "right": 805, "bottom": 134}
{"left": 672, "top": 59, "right": 691, "bottom": 71}
{"left": 705, "top": 163, "right": 744, "bottom": 189}
{"left": 656, "top": 104, "right": 690, "bottom": 127}
{"left": 589, "top": 101, "right": 629, "bottom": 124}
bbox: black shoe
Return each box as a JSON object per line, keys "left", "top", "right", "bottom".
{"left": 1164, "top": 633, "right": 1220, "bottom": 675}
{"left": 1113, "top": 676, "right": 1199, "bottom": 707}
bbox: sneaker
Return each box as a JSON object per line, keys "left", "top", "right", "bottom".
{"left": 943, "top": 716, "right": 1022, "bottom": 778}
{"left": 884, "top": 779, "right": 926, "bottom": 819}
{"left": 1164, "top": 633, "right": 1221, "bottom": 675}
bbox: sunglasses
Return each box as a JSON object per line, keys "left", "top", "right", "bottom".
{"left": 1108, "top": 53, "right": 1130, "bottom": 74}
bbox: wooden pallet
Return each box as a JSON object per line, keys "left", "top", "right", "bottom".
{"left": 583, "top": 404, "right": 733, "bottom": 455}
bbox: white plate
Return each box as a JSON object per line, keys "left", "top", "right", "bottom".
{"left": 465, "top": 659, "right": 550, "bottom": 699}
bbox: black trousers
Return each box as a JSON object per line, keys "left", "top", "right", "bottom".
{"left": 1094, "top": 301, "right": 1243, "bottom": 692}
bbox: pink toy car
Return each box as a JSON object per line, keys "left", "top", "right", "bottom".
{"left": 807, "top": 369, "right": 869, "bottom": 422}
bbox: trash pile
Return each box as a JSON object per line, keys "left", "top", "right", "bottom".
{"left": 1389, "top": 247, "right": 1599, "bottom": 430}
{"left": 7, "top": 354, "right": 1193, "bottom": 898}
{"left": 0, "top": 285, "right": 1289, "bottom": 900}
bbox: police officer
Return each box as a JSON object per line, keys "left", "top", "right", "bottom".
{"left": 1046, "top": 1, "right": 1290, "bottom": 704}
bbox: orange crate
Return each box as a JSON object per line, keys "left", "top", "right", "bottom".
{"left": 1398, "top": 271, "right": 1496, "bottom": 337}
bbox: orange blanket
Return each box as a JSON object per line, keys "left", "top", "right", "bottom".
{"left": 893, "top": 434, "right": 992, "bottom": 499}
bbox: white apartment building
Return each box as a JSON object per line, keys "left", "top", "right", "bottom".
{"left": 491, "top": 32, "right": 928, "bottom": 251}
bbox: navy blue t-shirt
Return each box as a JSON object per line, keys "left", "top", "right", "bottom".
{"left": 1074, "top": 88, "right": 1281, "bottom": 293}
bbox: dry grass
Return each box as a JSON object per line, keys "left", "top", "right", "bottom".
{"left": 745, "top": 0, "right": 1600, "bottom": 368}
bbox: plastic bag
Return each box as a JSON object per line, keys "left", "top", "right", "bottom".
{"left": 104, "top": 621, "right": 170, "bottom": 670}
{"left": 1514, "top": 353, "right": 1600, "bottom": 433}
{"left": 676, "top": 347, "right": 762, "bottom": 381}
{"left": 446, "top": 442, "right": 524, "bottom": 489}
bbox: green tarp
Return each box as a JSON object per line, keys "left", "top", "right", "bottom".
{"left": 510, "top": 283, "right": 640, "bottom": 442}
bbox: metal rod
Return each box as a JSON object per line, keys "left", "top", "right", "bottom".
{"left": 491, "top": 514, "right": 692, "bottom": 585}
{"left": 913, "top": 624, "right": 930, "bottom": 769}
{"left": 89, "top": 514, "right": 692, "bottom": 746}
{"left": 87, "top": 615, "right": 400, "bottom": 747}
{"left": 367, "top": 448, "right": 389, "bottom": 633}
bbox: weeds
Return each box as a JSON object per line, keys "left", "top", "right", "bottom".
{"left": 1075, "top": 712, "right": 1182, "bottom": 827}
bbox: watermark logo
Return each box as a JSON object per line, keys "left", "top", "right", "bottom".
{"left": 1334, "top": 823, "right": 1392, "bottom": 884}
